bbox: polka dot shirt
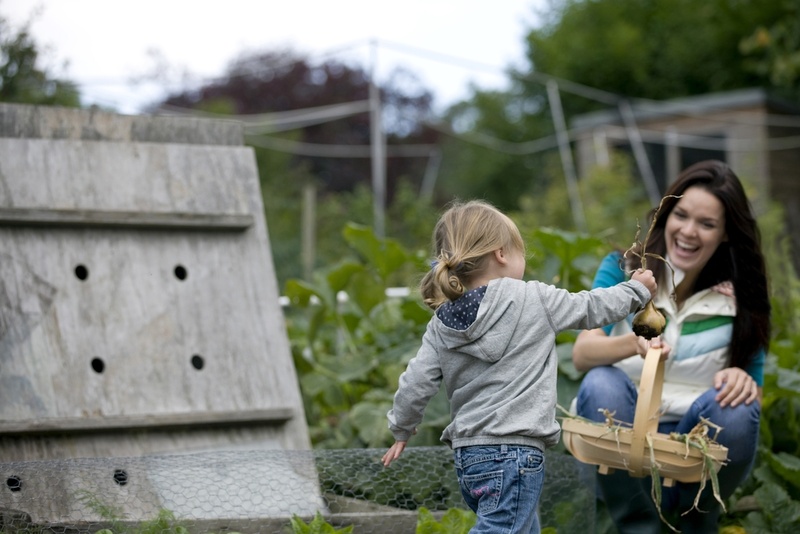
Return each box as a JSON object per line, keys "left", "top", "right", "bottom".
{"left": 436, "top": 285, "right": 488, "bottom": 331}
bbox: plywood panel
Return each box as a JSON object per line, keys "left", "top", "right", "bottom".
{"left": 0, "top": 104, "right": 310, "bottom": 457}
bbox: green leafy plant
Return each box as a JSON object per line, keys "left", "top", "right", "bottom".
{"left": 288, "top": 512, "right": 353, "bottom": 534}
{"left": 70, "top": 492, "right": 189, "bottom": 534}
{"left": 284, "top": 222, "right": 441, "bottom": 450}
{"left": 721, "top": 202, "right": 800, "bottom": 532}
{"left": 134, "top": 510, "right": 188, "bottom": 534}
{"left": 415, "top": 507, "right": 476, "bottom": 534}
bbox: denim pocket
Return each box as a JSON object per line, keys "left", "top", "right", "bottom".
{"left": 461, "top": 469, "right": 503, "bottom": 515}
{"left": 521, "top": 448, "right": 545, "bottom": 474}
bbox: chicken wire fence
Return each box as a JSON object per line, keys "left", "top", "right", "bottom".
{"left": 0, "top": 447, "right": 597, "bottom": 534}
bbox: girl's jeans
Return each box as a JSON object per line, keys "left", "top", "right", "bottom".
{"left": 576, "top": 365, "right": 760, "bottom": 534}
{"left": 454, "top": 444, "right": 545, "bottom": 534}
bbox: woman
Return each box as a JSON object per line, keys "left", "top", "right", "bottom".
{"left": 572, "top": 160, "right": 771, "bottom": 533}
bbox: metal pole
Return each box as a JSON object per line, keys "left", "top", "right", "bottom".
{"left": 546, "top": 80, "right": 587, "bottom": 232}
{"left": 301, "top": 182, "right": 316, "bottom": 281}
{"left": 618, "top": 99, "right": 661, "bottom": 205}
{"left": 419, "top": 148, "right": 441, "bottom": 202}
{"left": 369, "top": 40, "right": 386, "bottom": 238}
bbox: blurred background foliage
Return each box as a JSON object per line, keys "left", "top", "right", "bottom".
{"left": 4, "top": 0, "right": 800, "bottom": 530}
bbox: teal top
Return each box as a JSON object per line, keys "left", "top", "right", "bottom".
{"left": 592, "top": 251, "right": 764, "bottom": 386}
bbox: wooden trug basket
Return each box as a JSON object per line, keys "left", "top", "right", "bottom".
{"left": 562, "top": 347, "right": 728, "bottom": 487}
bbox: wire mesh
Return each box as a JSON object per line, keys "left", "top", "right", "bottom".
{"left": 0, "top": 447, "right": 596, "bottom": 533}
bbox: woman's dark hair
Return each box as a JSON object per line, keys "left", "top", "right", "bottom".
{"left": 627, "top": 160, "right": 771, "bottom": 369}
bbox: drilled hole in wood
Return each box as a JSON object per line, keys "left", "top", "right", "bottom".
{"left": 74, "top": 264, "right": 89, "bottom": 281}
{"left": 6, "top": 476, "right": 21, "bottom": 492}
{"left": 113, "top": 469, "right": 128, "bottom": 486}
{"left": 191, "top": 354, "right": 204, "bottom": 370}
{"left": 91, "top": 358, "right": 105, "bottom": 374}
{"left": 174, "top": 265, "right": 188, "bottom": 280}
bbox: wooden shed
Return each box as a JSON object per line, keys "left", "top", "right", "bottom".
{"left": 571, "top": 88, "right": 800, "bottom": 269}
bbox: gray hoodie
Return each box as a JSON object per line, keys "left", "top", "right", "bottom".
{"left": 387, "top": 276, "right": 651, "bottom": 451}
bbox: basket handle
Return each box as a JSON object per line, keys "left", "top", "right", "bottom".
{"left": 629, "top": 347, "right": 665, "bottom": 475}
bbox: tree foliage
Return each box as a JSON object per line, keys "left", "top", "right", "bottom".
{"left": 161, "top": 49, "right": 438, "bottom": 197}
{"left": 438, "top": 0, "right": 798, "bottom": 213}
{"left": 0, "top": 10, "right": 79, "bottom": 106}
{"left": 739, "top": 0, "right": 800, "bottom": 98}
{"left": 435, "top": 89, "right": 557, "bottom": 213}
{"left": 525, "top": 0, "right": 789, "bottom": 110}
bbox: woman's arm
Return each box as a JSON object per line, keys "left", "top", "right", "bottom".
{"left": 573, "top": 328, "right": 670, "bottom": 372}
{"left": 572, "top": 328, "right": 644, "bottom": 372}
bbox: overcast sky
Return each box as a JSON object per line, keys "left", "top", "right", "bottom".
{"left": 2, "top": 0, "right": 544, "bottom": 114}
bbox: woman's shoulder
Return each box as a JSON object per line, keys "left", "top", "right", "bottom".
{"left": 593, "top": 250, "right": 627, "bottom": 289}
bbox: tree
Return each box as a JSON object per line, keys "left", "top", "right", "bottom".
{"left": 0, "top": 10, "right": 79, "bottom": 106}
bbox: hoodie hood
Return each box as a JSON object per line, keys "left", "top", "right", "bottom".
{"left": 434, "top": 278, "right": 519, "bottom": 362}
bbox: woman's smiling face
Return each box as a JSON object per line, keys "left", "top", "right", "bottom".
{"left": 665, "top": 186, "right": 728, "bottom": 279}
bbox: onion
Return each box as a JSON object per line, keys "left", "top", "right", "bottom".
{"left": 632, "top": 300, "right": 666, "bottom": 340}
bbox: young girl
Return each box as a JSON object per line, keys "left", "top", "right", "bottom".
{"left": 382, "top": 199, "right": 657, "bottom": 534}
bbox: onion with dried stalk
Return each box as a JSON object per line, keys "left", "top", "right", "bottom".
{"left": 625, "top": 195, "right": 681, "bottom": 339}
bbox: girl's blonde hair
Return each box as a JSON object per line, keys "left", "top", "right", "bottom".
{"left": 420, "top": 199, "right": 525, "bottom": 310}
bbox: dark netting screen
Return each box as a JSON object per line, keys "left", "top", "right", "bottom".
{"left": 0, "top": 447, "right": 597, "bottom": 533}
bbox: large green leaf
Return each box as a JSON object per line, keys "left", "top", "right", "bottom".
{"left": 347, "top": 270, "right": 385, "bottom": 315}
{"left": 284, "top": 278, "right": 322, "bottom": 307}
{"left": 300, "top": 372, "right": 346, "bottom": 410}
{"left": 326, "top": 261, "right": 365, "bottom": 294}
{"left": 343, "top": 223, "right": 408, "bottom": 281}
{"left": 349, "top": 400, "right": 393, "bottom": 447}
{"left": 437, "top": 508, "right": 477, "bottom": 533}
{"left": 415, "top": 507, "right": 444, "bottom": 534}
{"left": 750, "top": 482, "right": 800, "bottom": 532}
{"left": 402, "top": 299, "right": 434, "bottom": 326}
{"left": 766, "top": 451, "right": 800, "bottom": 490}
{"left": 414, "top": 507, "right": 476, "bottom": 534}
{"left": 328, "top": 355, "right": 378, "bottom": 384}
{"left": 529, "top": 227, "right": 605, "bottom": 292}
{"left": 776, "top": 367, "right": 800, "bottom": 397}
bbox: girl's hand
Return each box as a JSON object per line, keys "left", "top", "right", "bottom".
{"left": 714, "top": 367, "right": 759, "bottom": 407}
{"left": 382, "top": 441, "right": 408, "bottom": 467}
{"left": 631, "top": 269, "right": 657, "bottom": 299}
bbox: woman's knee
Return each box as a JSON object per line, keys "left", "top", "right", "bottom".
{"left": 576, "top": 366, "right": 636, "bottom": 421}
{"left": 684, "top": 390, "right": 760, "bottom": 462}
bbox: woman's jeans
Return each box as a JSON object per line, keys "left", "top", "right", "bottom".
{"left": 454, "top": 444, "right": 545, "bottom": 534}
{"left": 576, "top": 366, "right": 760, "bottom": 534}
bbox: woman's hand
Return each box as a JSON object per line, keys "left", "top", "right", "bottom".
{"left": 382, "top": 441, "right": 408, "bottom": 467}
{"left": 711, "top": 281, "right": 735, "bottom": 298}
{"left": 636, "top": 336, "right": 671, "bottom": 361}
{"left": 714, "top": 367, "right": 759, "bottom": 407}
